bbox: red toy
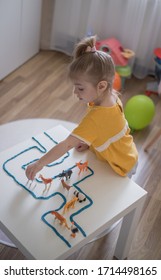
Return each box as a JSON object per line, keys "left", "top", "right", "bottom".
{"left": 145, "top": 48, "right": 161, "bottom": 97}
{"left": 95, "top": 38, "right": 135, "bottom": 66}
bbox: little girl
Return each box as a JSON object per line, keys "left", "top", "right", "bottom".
{"left": 26, "top": 36, "right": 138, "bottom": 181}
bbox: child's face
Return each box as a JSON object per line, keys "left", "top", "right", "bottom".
{"left": 72, "top": 79, "right": 98, "bottom": 104}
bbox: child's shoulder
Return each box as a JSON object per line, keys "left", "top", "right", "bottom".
{"left": 116, "top": 96, "right": 123, "bottom": 105}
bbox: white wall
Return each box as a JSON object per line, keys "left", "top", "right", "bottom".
{"left": 0, "top": 0, "right": 42, "bottom": 80}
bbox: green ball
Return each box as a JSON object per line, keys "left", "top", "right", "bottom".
{"left": 124, "top": 95, "right": 155, "bottom": 130}
{"left": 116, "top": 65, "right": 132, "bottom": 77}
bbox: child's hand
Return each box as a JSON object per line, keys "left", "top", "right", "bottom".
{"left": 75, "top": 142, "right": 89, "bottom": 152}
{"left": 25, "top": 161, "right": 43, "bottom": 181}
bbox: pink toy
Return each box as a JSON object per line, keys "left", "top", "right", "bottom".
{"left": 96, "top": 38, "right": 134, "bottom": 66}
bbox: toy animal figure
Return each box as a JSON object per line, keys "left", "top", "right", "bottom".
{"left": 73, "top": 190, "right": 86, "bottom": 203}
{"left": 61, "top": 179, "right": 72, "bottom": 191}
{"left": 51, "top": 211, "right": 70, "bottom": 230}
{"left": 39, "top": 174, "right": 53, "bottom": 193}
{"left": 63, "top": 197, "right": 78, "bottom": 214}
{"left": 58, "top": 169, "right": 73, "bottom": 180}
{"left": 76, "top": 161, "right": 88, "bottom": 175}
{"left": 70, "top": 222, "right": 79, "bottom": 238}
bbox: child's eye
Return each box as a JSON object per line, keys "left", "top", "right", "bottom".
{"left": 78, "top": 88, "right": 84, "bottom": 91}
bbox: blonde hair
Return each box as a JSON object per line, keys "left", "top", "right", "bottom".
{"left": 68, "top": 36, "right": 115, "bottom": 90}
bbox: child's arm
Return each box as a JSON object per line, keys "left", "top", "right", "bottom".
{"left": 25, "top": 135, "right": 82, "bottom": 180}
{"left": 75, "top": 142, "right": 89, "bottom": 152}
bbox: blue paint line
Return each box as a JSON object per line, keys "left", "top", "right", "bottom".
{"left": 69, "top": 167, "right": 94, "bottom": 237}
{"left": 41, "top": 211, "right": 71, "bottom": 248}
{"left": 42, "top": 166, "right": 94, "bottom": 246}
{"left": 2, "top": 131, "right": 94, "bottom": 248}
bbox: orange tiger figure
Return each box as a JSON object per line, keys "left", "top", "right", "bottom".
{"left": 51, "top": 211, "right": 70, "bottom": 230}
{"left": 63, "top": 197, "right": 78, "bottom": 214}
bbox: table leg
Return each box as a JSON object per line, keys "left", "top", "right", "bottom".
{"left": 114, "top": 196, "right": 146, "bottom": 259}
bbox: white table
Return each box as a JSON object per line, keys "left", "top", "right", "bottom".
{"left": 0, "top": 119, "right": 147, "bottom": 259}
{"left": 0, "top": 119, "right": 77, "bottom": 152}
{"left": 0, "top": 119, "right": 77, "bottom": 249}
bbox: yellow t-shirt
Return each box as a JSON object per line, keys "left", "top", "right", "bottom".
{"left": 71, "top": 98, "right": 138, "bottom": 176}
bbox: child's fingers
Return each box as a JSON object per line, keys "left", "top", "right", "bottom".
{"left": 25, "top": 164, "right": 36, "bottom": 180}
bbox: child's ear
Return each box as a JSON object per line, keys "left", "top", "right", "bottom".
{"left": 97, "top": 81, "right": 108, "bottom": 92}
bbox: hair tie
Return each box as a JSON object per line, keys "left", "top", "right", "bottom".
{"left": 86, "top": 46, "right": 96, "bottom": 53}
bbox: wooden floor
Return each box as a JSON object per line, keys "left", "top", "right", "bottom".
{"left": 0, "top": 51, "right": 161, "bottom": 260}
